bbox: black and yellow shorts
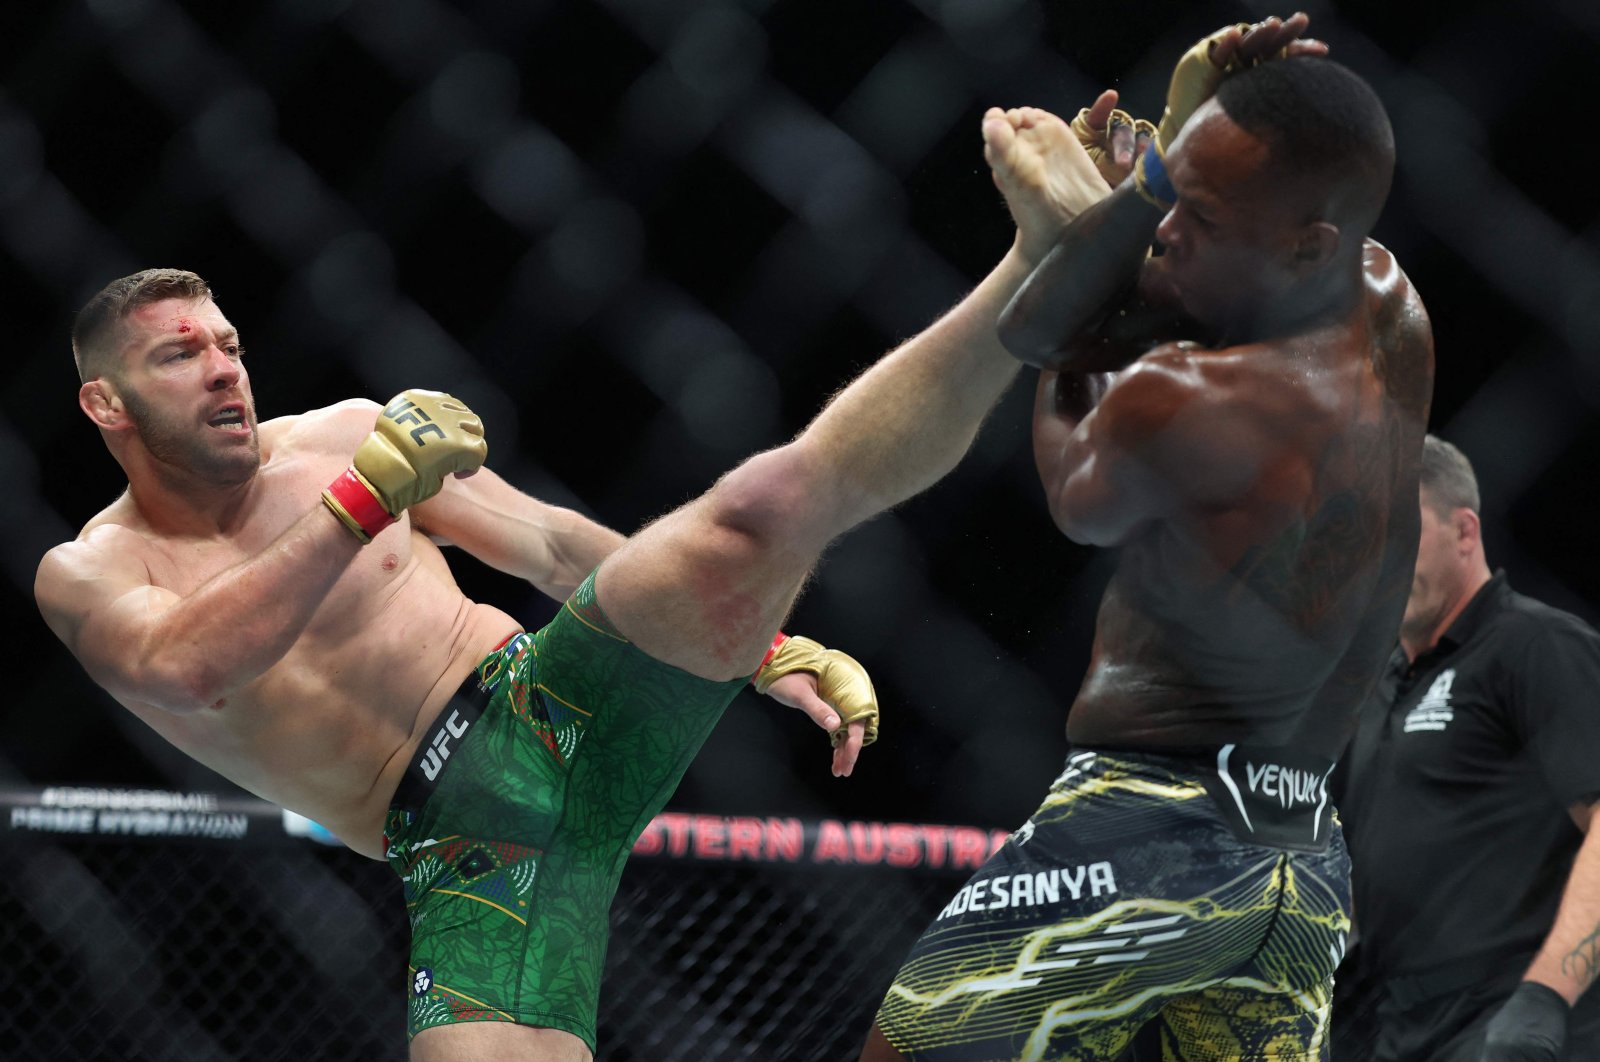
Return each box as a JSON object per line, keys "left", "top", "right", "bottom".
{"left": 875, "top": 747, "right": 1352, "bottom": 1061}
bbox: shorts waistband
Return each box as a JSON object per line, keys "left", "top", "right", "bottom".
{"left": 1072, "top": 742, "right": 1338, "bottom": 853}
{"left": 389, "top": 632, "right": 525, "bottom": 814}
{"left": 1068, "top": 744, "right": 1219, "bottom": 773}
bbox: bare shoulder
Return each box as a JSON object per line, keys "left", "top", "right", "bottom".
{"left": 1362, "top": 238, "right": 1429, "bottom": 329}
{"left": 1361, "top": 238, "right": 1434, "bottom": 417}
{"left": 63, "top": 491, "right": 154, "bottom": 553}
{"left": 35, "top": 520, "right": 154, "bottom": 625}
{"left": 263, "top": 398, "right": 381, "bottom": 460}
{"left": 1103, "top": 342, "right": 1232, "bottom": 437}
{"left": 1361, "top": 238, "right": 1399, "bottom": 282}
{"left": 1133, "top": 340, "right": 1257, "bottom": 383}
{"left": 1099, "top": 342, "right": 1283, "bottom": 503}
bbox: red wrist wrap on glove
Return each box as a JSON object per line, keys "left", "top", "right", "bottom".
{"left": 758, "top": 630, "right": 790, "bottom": 671}
{"left": 755, "top": 631, "right": 789, "bottom": 680}
{"left": 323, "top": 468, "right": 396, "bottom": 543}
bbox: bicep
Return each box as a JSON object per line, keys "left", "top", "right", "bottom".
{"left": 1037, "top": 357, "right": 1213, "bottom": 546}
{"left": 1045, "top": 423, "right": 1167, "bottom": 546}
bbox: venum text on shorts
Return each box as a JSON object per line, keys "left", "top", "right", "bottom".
{"left": 1242, "top": 759, "right": 1325, "bottom": 810}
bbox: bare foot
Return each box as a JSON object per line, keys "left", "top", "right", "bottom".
{"left": 982, "top": 104, "right": 1109, "bottom": 265}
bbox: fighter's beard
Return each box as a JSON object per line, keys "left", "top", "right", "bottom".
{"left": 122, "top": 386, "right": 260, "bottom": 486}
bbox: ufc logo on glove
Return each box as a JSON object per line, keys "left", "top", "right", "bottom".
{"left": 384, "top": 396, "right": 447, "bottom": 447}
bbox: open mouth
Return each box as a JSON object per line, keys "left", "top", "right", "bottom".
{"left": 207, "top": 406, "right": 249, "bottom": 433}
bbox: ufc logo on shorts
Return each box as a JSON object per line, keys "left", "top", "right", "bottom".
{"left": 384, "top": 397, "right": 447, "bottom": 447}
{"left": 420, "top": 711, "right": 472, "bottom": 781}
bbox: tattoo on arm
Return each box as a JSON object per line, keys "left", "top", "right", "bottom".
{"left": 1562, "top": 924, "right": 1600, "bottom": 990}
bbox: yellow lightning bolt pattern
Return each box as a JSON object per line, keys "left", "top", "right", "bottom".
{"left": 878, "top": 758, "right": 1350, "bottom": 1060}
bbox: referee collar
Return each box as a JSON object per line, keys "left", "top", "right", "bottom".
{"left": 1408, "top": 570, "right": 1510, "bottom": 671}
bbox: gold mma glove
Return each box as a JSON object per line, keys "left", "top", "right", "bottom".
{"left": 1136, "top": 23, "right": 1288, "bottom": 208}
{"left": 323, "top": 389, "right": 488, "bottom": 543}
{"left": 1153, "top": 23, "right": 1251, "bottom": 154}
{"left": 1071, "top": 106, "right": 1139, "bottom": 188}
{"left": 754, "top": 634, "right": 880, "bottom": 748}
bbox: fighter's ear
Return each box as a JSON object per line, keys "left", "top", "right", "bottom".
{"left": 80, "top": 378, "right": 129, "bottom": 430}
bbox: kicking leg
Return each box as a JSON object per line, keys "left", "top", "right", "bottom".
{"left": 594, "top": 102, "right": 1109, "bottom": 688}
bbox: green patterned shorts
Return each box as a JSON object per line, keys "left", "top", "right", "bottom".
{"left": 382, "top": 571, "right": 749, "bottom": 1050}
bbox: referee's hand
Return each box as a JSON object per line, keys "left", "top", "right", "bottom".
{"left": 1480, "top": 982, "right": 1568, "bottom": 1061}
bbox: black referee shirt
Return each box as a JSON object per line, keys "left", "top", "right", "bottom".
{"left": 1336, "top": 571, "right": 1600, "bottom": 978}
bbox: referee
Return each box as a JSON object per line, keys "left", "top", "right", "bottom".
{"left": 1331, "top": 435, "right": 1600, "bottom": 1061}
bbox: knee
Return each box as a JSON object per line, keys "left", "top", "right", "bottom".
{"left": 702, "top": 443, "right": 827, "bottom": 548}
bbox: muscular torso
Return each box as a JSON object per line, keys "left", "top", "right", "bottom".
{"left": 77, "top": 408, "right": 519, "bottom": 858}
{"left": 1062, "top": 243, "right": 1433, "bottom": 759}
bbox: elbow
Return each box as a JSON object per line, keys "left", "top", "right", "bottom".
{"left": 1045, "top": 490, "right": 1129, "bottom": 549}
{"left": 997, "top": 299, "right": 1062, "bottom": 370}
{"left": 117, "top": 657, "right": 223, "bottom": 715}
{"left": 159, "top": 674, "right": 223, "bottom": 715}
{"left": 1047, "top": 499, "right": 1096, "bottom": 546}
{"left": 1050, "top": 513, "right": 1119, "bottom": 548}
{"left": 1000, "top": 301, "right": 1094, "bottom": 373}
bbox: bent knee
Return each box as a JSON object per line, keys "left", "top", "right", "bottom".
{"left": 704, "top": 444, "right": 835, "bottom": 548}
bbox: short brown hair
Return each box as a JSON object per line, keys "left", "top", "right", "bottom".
{"left": 72, "top": 268, "right": 213, "bottom": 382}
{"left": 1419, "top": 434, "right": 1480, "bottom": 516}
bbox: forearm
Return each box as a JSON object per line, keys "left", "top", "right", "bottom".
{"left": 793, "top": 246, "right": 1032, "bottom": 528}
{"left": 523, "top": 507, "right": 625, "bottom": 599}
{"left": 452, "top": 506, "right": 623, "bottom": 600}
{"left": 998, "top": 182, "right": 1163, "bottom": 370}
{"left": 1524, "top": 823, "right": 1600, "bottom": 1004}
{"left": 414, "top": 475, "right": 626, "bottom": 600}
{"left": 133, "top": 505, "right": 362, "bottom": 709}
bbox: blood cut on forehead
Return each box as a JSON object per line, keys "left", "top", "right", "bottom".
{"left": 121, "top": 298, "right": 235, "bottom": 354}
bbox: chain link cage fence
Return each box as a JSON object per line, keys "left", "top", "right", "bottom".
{"left": 6, "top": 1, "right": 1600, "bottom": 1060}
{"left": 2, "top": 787, "right": 1008, "bottom": 1061}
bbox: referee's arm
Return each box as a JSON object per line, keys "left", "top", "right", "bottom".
{"left": 1481, "top": 622, "right": 1600, "bottom": 1057}
{"left": 1522, "top": 800, "right": 1600, "bottom": 1004}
